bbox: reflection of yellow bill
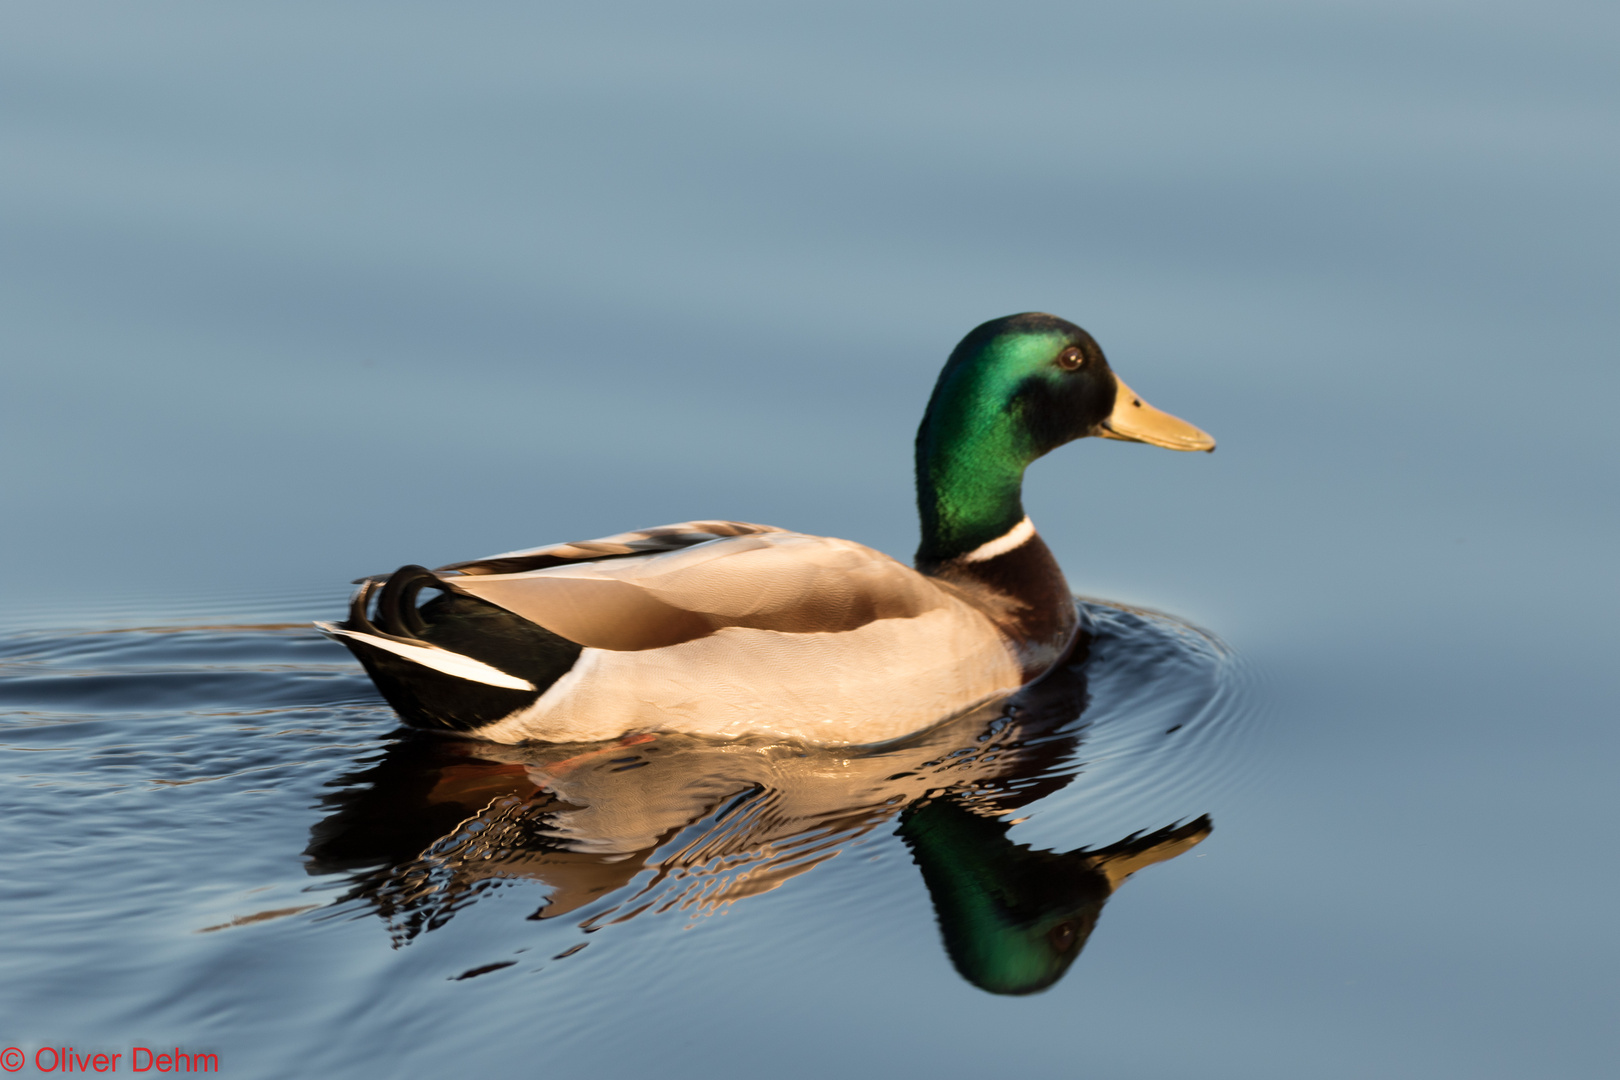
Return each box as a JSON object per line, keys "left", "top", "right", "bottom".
{"left": 1099, "top": 374, "right": 1216, "bottom": 452}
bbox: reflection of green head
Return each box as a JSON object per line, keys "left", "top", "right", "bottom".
{"left": 899, "top": 796, "right": 1211, "bottom": 995}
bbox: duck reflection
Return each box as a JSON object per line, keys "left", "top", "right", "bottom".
{"left": 306, "top": 643, "right": 1211, "bottom": 993}
{"left": 901, "top": 798, "right": 1207, "bottom": 995}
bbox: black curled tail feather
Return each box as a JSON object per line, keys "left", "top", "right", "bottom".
{"left": 376, "top": 564, "right": 436, "bottom": 637}
{"left": 335, "top": 566, "right": 583, "bottom": 734}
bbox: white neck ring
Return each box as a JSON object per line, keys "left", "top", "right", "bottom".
{"left": 960, "top": 516, "right": 1035, "bottom": 563}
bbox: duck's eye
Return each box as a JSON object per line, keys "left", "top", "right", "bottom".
{"left": 1055, "top": 348, "right": 1084, "bottom": 371}
{"left": 1048, "top": 921, "right": 1078, "bottom": 951}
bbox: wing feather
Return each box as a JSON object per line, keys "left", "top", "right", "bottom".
{"left": 444, "top": 532, "right": 955, "bottom": 651}
{"left": 438, "top": 520, "right": 785, "bottom": 577}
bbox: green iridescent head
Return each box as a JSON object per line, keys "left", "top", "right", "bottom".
{"left": 914, "top": 313, "right": 1214, "bottom": 564}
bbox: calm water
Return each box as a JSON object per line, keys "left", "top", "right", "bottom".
{"left": 3, "top": 1, "right": 1617, "bottom": 1077}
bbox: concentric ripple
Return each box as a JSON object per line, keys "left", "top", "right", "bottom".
{"left": 0, "top": 592, "right": 1259, "bottom": 1030}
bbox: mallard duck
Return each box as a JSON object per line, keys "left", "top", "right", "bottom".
{"left": 320, "top": 312, "right": 1214, "bottom": 744}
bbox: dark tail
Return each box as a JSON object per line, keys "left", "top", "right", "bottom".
{"left": 328, "top": 567, "right": 582, "bottom": 735}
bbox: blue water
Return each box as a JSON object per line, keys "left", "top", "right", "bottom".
{"left": 3, "top": 1, "right": 1617, "bottom": 1076}
{"left": 0, "top": 602, "right": 1252, "bottom": 1076}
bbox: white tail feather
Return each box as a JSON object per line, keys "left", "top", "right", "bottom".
{"left": 315, "top": 623, "right": 537, "bottom": 691}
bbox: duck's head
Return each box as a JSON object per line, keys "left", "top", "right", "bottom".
{"left": 916, "top": 313, "right": 1214, "bottom": 562}
{"left": 923, "top": 312, "right": 1215, "bottom": 461}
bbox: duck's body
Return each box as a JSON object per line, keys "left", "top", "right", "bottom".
{"left": 323, "top": 313, "right": 1213, "bottom": 745}
{"left": 326, "top": 520, "right": 1059, "bottom": 744}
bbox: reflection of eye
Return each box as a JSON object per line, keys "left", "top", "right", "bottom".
{"left": 1056, "top": 348, "right": 1084, "bottom": 371}
{"left": 1048, "top": 921, "right": 1078, "bottom": 951}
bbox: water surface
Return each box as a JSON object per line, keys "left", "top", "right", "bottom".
{"left": 1, "top": 599, "right": 1251, "bottom": 1074}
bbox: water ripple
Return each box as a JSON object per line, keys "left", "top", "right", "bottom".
{"left": 0, "top": 595, "right": 1260, "bottom": 1013}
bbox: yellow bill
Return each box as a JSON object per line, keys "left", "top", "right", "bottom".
{"left": 1097, "top": 375, "right": 1216, "bottom": 452}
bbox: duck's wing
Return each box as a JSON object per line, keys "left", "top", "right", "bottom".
{"left": 328, "top": 522, "right": 793, "bottom": 698}
{"left": 435, "top": 520, "right": 787, "bottom": 577}
{"left": 442, "top": 530, "right": 959, "bottom": 652}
